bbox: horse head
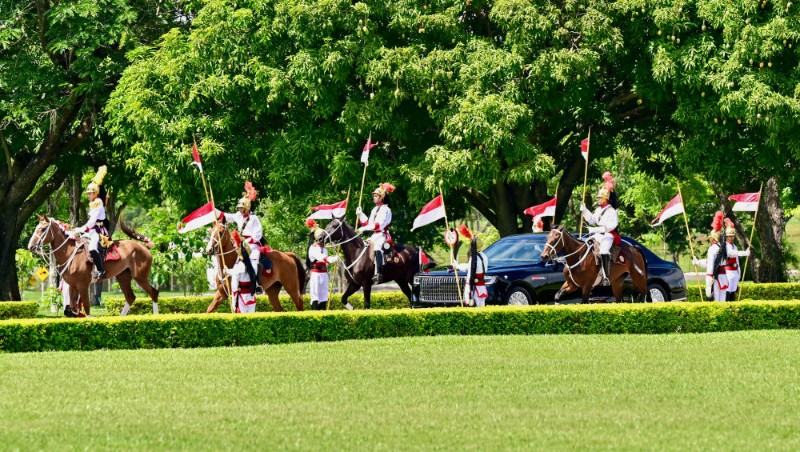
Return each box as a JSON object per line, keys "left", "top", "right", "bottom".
{"left": 540, "top": 225, "right": 567, "bottom": 263}
{"left": 324, "top": 218, "right": 356, "bottom": 244}
{"left": 206, "top": 221, "right": 233, "bottom": 256}
{"left": 28, "top": 214, "right": 54, "bottom": 253}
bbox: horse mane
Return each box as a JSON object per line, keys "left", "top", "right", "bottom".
{"left": 119, "top": 217, "right": 155, "bottom": 249}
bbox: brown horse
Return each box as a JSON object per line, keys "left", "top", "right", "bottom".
{"left": 27, "top": 215, "right": 159, "bottom": 316}
{"left": 540, "top": 226, "right": 649, "bottom": 303}
{"left": 322, "top": 219, "right": 435, "bottom": 309}
{"left": 205, "top": 221, "right": 306, "bottom": 312}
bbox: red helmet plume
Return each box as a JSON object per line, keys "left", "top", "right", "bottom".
{"left": 602, "top": 171, "right": 615, "bottom": 192}
{"left": 305, "top": 218, "right": 317, "bottom": 229}
{"left": 711, "top": 211, "right": 724, "bottom": 232}
{"left": 244, "top": 181, "right": 258, "bottom": 201}
{"left": 457, "top": 224, "right": 473, "bottom": 240}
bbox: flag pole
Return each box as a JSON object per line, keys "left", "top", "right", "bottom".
{"left": 356, "top": 132, "right": 371, "bottom": 226}
{"left": 440, "top": 185, "right": 465, "bottom": 306}
{"left": 738, "top": 182, "right": 763, "bottom": 301}
{"left": 578, "top": 126, "right": 591, "bottom": 236}
{"left": 194, "top": 135, "right": 235, "bottom": 312}
{"left": 677, "top": 182, "right": 704, "bottom": 300}
{"left": 328, "top": 185, "right": 352, "bottom": 304}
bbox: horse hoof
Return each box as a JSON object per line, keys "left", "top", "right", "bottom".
{"left": 344, "top": 303, "right": 354, "bottom": 311}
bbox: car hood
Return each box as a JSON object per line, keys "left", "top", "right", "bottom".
{"left": 420, "top": 261, "right": 552, "bottom": 277}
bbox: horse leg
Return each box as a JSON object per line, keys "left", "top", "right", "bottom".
{"left": 206, "top": 287, "right": 227, "bottom": 313}
{"left": 396, "top": 279, "right": 412, "bottom": 307}
{"left": 133, "top": 273, "right": 160, "bottom": 314}
{"left": 581, "top": 285, "right": 592, "bottom": 304}
{"left": 78, "top": 285, "right": 91, "bottom": 316}
{"left": 266, "top": 285, "right": 282, "bottom": 312}
{"left": 554, "top": 281, "right": 578, "bottom": 303}
{"left": 611, "top": 278, "right": 624, "bottom": 302}
{"left": 363, "top": 284, "right": 373, "bottom": 309}
{"left": 341, "top": 281, "right": 360, "bottom": 310}
{"left": 116, "top": 270, "right": 136, "bottom": 316}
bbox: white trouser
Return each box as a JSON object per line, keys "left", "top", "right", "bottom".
{"left": 591, "top": 233, "right": 614, "bottom": 254}
{"left": 706, "top": 274, "right": 729, "bottom": 301}
{"left": 230, "top": 262, "right": 256, "bottom": 313}
{"left": 60, "top": 281, "right": 71, "bottom": 308}
{"left": 245, "top": 243, "right": 260, "bottom": 271}
{"left": 310, "top": 271, "right": 330, "bottom": 302}
{"left": 725, "top": 269, "right": 740, "bottom": 293}
{"left": 87, "top": 230, "right": 100, "bottom": 252}
{"left": 368, "top": 232, "right": 386, "bottom": 249}
{"left": 463, "top": 284, "right": 487, "bottom": 307}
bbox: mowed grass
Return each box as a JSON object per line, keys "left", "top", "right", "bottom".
{"left": 1, "top": 333, "right": 800, "bottom": 450}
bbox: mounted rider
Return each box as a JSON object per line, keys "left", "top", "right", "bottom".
{"left": 722, "top": 217, "right": 749, "bottom": 300}
{"left": 579, "top": 171, "right": 620, "bottom": 285}
{"left": 356, "top": 182, "right": 394, "bottom": 283}
{"left": 306, "top": 219, "right": 339, "bottom": 310}
{"left": 75, "top": 166, "right": 109, "bottom": 279}
{"left": 693, "top": 211, "right": 728, "bottom": 301}
{"left": 222, "top": 181, "right": 266, "bottom": 294}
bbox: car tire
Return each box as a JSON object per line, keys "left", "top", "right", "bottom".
{"left": 505, "top": 286, "right": 533, "bottom": 306}
{"left": 647, "top": 283, "right": 669, "bottom": 303}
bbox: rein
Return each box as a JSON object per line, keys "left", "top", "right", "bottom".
{"left": 546, "top": 229, "right": 594, "bottom": 287}
{"left": 32, "top": 219, "right": 85, "bottom": 276}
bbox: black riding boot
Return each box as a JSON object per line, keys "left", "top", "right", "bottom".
{"left": 245, "top": 259, "right": 263, "bottom": 295}
{"left": 90, "top": 250, "right": 106, "bottom": 279}
{"left": 373, "top": 250, "right": 384, "bottom": 284}
{"left": 600, "top": 254, "right": 611, "bottom": 285}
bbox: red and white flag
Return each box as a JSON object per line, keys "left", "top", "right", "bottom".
{"left": 419, "top": 248, "right": 432, "bottom": 272}
{"left": 728, "top": 192, "right": 760, "bottom": 212}
{"left": 411, "top": 195, "right": 446, "bottom": 230}
{"left": 651, "top": 194, "right": 684, "bottom": 226}
{"left": 361, "top": 133, "right": 377, "bottom": 164}
{"left": 308, "top": 199, "right": 348, "bottom": 220}
{"left": 523, "top": 197, "right": 557, "bottom": 221}
{"left": 191, "top": 144, "right": 203, "bottom": 173}
{"left": 178, "top": 201, "right": 220, "bottom": 233}
{"left": 580, "top": 137, "right": 589, "bottom": 162}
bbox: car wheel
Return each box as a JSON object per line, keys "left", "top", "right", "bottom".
{"left": 647, "top": 283, "right": 668, "bottom": 302}
{"left": 505, "top": 286, "right": 533, "bottom": 306}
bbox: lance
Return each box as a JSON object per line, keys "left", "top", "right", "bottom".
{"left": 578, "top": 127, "right": 591, "bottom": 236}
{"left": 738, "top": 182, "right": 763, "bottom": 301}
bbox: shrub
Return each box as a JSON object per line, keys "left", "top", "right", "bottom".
{"left": 2, "top": 301, "right": 800, "bottom": 352}
{"left": 0, "top": 302, "right": 40, "bottom": 320}
{"left": 685, "top": 282, "right": 800, "bottom": 302}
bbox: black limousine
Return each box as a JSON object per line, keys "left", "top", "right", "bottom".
{"left": 411, "top": 233, "right": 687, "bottom": 307}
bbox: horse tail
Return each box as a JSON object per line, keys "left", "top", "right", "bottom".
{"left": 288, "top": 252, "right": 307, "bottom": 295}
{"left": 634, "top": 245, "right": 648, "bottom": 278}
{"left": 119, "top": 217, "right": 155, "bottom": 249}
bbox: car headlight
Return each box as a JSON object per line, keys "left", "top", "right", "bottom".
{"left": 484, "top": 276, "right": 498, "bottom": 285}
{"left": 413, "top": 276, "right": 420, "bottom": 286}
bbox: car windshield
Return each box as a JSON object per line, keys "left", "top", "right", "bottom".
{"left": 483, "top": 236, "right": 545, "bottom": 264}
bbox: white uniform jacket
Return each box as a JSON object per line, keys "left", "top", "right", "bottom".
{"left": 358, "top": 204, "right": 392, "bottom": 248}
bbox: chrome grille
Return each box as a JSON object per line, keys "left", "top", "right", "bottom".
{"left": 418, "top": 276, "right": 467, "bottom": 303}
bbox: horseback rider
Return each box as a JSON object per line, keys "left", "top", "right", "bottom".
{"left": 451, "top": 224, "right": 489, "bottom": 307}
{"left": 74, "top": 166, "right": 109, "bottom": 279}
{"left": 722, "top": 217, "right": 749, "bottom": 301}
{"left": 693, "top": 211, "right": 728, "bottom": 301}
{"left": 356, "top": 182, "right": 394, "bottom": 283}
{"left": 579, "top": 171, "right": 619, "bottom": 285}
{"left": 222, "top": 181, "right": 265, "bottom": 294}
{"left": 307, "top": 223, "right": 339, "bottom": 310}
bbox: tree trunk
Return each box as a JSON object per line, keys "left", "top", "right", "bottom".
{"left": 0, "top": 213, "right": 22, "bottom": 300}
{"left": 554, "top": 158, "right": 585, "bottom": 226}
{"left": 753, "top": 177, "right": 787, "bottom": 282}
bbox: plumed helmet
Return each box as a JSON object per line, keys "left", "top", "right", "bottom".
{"left": 85, "top": 182, "right": 99, "bottom": 194}
{"left": 85, "top": 165, "right": 108, "bottom": 194}
{"left": 709, "top": 211, "right": 724, "bottom": 242}
{"left": 596, "top": 187, "right": 611, "bottom": 202}
{"left": 313, "top": 228, "right": 325, "bottom": 241}
{"left": 372, "top": 182, "right": 396, "bottom": 199}
{"left": 724, "top": 218, "right": 736, "bottom": 237}
{"left": 236, "top": 196, "right": 251, "bottom": 210}
{"left": 237, "top": 181, "right": 258, "bottom": 210}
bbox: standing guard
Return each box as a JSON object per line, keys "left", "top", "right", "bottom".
{"left": 579, "top": 172, "right": 619, "bottom": 285}
{"left": 693, "top": 211, "right": 728, "bottom": 301}
{"left": 356, "top": 182, "right": 394, "bottom": 283}
{"left": 452, "top": 224, "right": 489, "bottom": 307}
{"left": 75, "top": 166, "right": 109, "bottom": 279}
{"left": 223, "top": 181, "right": 264, "bottom": 294}
{"left": 307, "top": 225, "right": 339, "bottom": 310}
{"left": 723, "top": 218, "right": 750, "bottom": 301}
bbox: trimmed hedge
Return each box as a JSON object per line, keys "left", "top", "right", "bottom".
{"left": 103, "top": 292, "right": 411, "bottom": 315}
{"left": 0, "top": 302, "right": 39, "bottom": 320}
{"left": 2, "top": 301, "right": 800, "bottom": 353}
{"left": 686, "top": 281, "right": 800, "bottom": 302}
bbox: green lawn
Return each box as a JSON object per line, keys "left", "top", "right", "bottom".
{"left": 1, "top": 333, "right": 799, "bottom": 449}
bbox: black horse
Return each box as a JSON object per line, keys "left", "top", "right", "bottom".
{"left": 323, "top": 219, "right": 435, "bottom": 309}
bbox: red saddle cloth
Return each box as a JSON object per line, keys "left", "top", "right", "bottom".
{"left": 86, "top": 245, "right": 121, "bottom": 263}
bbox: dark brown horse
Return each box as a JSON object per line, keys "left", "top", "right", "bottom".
{"left": 322, "top": 219, "right": 435, "bottom": 309}
{"left": 27, "top": 215, "right": 159, "bottom": 316}
{"left": 205, "top": 221, "right": 306, "bottom": 312}
{"left": 540, "top": 226, "right": 649, "bottom": 303}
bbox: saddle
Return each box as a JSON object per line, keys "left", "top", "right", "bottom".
{"left": 591, "top": 240, "right": 623, "bottom": 265}
{"left": 84, "top": 241, "right": 121, "bottom": 263}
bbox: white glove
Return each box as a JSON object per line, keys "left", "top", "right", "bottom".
{"left": 739, "top": 249, "right": 750, "bottom": 257}
{"left": 327, "top": 255, "right": 339, "bottom": 264}
{"left": 355, "top": 206, "right": 363, "bottom": 216}
{"left": 579, "top": 203, "right": 588, "bottom": 213}
{"left": 587, "top": 226, "right": 602, "bottom": 234}
{"left": 357, "top": 225, "right": 370, "bottom": 233}
{"left": 692, "top": 258, "right": 701, "bottom": 266}
{"left": 705, "top": 276, "right": 713, "bottom": 299}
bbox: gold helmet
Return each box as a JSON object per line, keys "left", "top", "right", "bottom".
{"left": 724, "top": 218, "right": 736, "bottom": 238}
{"left": 372, "top": 182, "right": 396, "bottom": 200}
{"left": 313, "top": 228, "right": 325, "bottom": 241}
{"left": 596, "top": 187, "right": 611, "bottom": 203}
{"left": 85, "top": 165, "right": 107, "bottom": 194}
{"left": 236, "top": 196, "right": 251, "bottom": 210}
{"left": 237, "top": 181, "right": 258, "bottom": 211}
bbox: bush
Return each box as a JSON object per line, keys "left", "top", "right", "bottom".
{"left": 103, "top": 292, "right": 411, "bottom": 315}
{"left": 2, "top": 301, "right": 800, "bottom": 352}
{"left": 0, "top": 302, "right": 40, "bottom": 320}
{"left": 686, "top": 282, "right": 800, "bottom": 302}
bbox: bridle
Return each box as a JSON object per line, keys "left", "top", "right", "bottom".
{"left": 30, "top": 218, "right": 83, "bottom": 276}
{"left": 206, "top": 224, "right": 239, "bottom": 296}
{"left": 544, "top": 228, "right": 594, "bottom": 287}
{"left": 321, "top": 219, "right": 370, "bottom": 278}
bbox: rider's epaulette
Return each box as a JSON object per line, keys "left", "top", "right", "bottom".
{"left": 89, "top": 199, "right": 103, "bottom": 209}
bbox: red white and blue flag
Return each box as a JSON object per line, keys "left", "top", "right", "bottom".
{"left": 728, "top": 192, "right": 760, "bottom": 212}
{"left": 178, "top": 201, "right": 220, "bottom": 233}
{"left": 308, "top": 199, "right": 348, "bottom": 220}
{"left": 651, "top": 194, "right": 684, "bottom": 226}
{"left": 411, "top": 195, "right": 446, "bottom": 230}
